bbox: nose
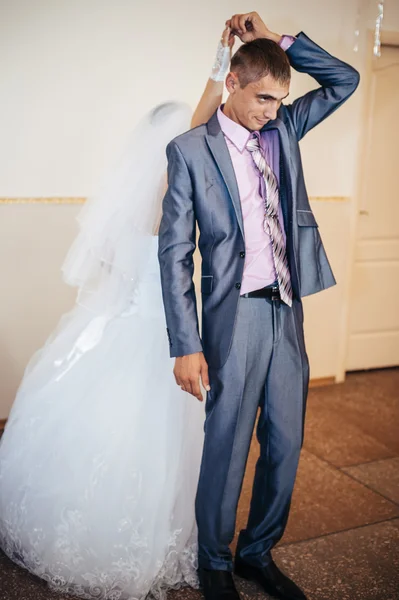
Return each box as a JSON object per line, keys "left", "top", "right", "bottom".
{"left": 264, "top": 101, "right": 278, "bottom": 121}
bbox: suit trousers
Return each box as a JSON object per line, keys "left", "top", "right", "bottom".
{"left": 195, "top": 294, "right": 309, "bottom": 571}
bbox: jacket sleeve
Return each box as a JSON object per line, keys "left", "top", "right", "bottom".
{"left": 285, "top": 32, "right": 360, "bottom": 141}
{"left": 157, "top": 140, "right": 203, "bottom": 358}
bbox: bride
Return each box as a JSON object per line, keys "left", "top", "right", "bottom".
{"left": 0, "top": 27, "right": 235, "bottom": 600}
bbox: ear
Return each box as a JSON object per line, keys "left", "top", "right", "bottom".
{"left": 225, "top": 71, "right": 239, "bottom": 95}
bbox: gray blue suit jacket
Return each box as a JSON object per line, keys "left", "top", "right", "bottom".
{"left": 158, "top": 32, "right": 360, "bottom": 369}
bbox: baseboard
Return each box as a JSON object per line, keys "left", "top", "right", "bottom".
{"left": 309, "top": 376, "right": 336, "bottom": 388}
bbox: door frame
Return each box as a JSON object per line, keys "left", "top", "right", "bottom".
{"left": 337, "top": 30, "right": 399, "bottom": 381}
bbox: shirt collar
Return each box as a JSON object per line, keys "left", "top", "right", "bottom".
{"left": 217, "top": 105, "right": 253, "bottom": 153}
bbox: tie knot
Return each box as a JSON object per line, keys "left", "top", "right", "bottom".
{"left": 246, "top": 133, "right": 261, "bottom": 153}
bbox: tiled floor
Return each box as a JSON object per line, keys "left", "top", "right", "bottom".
{"left": 1, "top": 368, "right": 398, "bottom": 600}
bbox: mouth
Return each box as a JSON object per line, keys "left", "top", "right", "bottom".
{"left": 255, "top": 117, "right": 269, "bottom": 125}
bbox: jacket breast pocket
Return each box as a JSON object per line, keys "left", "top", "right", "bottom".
{"left": 201, "top": 275, "right": 213, "bottom": 295}
{"left": 297, "top": 209, "right": 318, "bottom": 227}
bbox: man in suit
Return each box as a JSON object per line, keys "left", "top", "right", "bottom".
{"left": 158, "top": 12, "right": 359, "bottom": 600}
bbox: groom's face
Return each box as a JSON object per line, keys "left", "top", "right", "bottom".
{"left": 226, "top": 72, "right": 290, "bottom": 131}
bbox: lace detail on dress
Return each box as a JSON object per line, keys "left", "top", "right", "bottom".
{"left": 0, "top": 509, "right": 199, "bottom": 600}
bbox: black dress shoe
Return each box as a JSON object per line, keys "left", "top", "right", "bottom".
{"left": 198, "top": 568, "right": 241, "bottom": 600}
{"left": 234, "top": 557, "right": 307, "bottom": 600}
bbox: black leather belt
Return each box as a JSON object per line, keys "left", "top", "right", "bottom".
{"left": 242, "top": 285, "right": 281, "bottom": 300}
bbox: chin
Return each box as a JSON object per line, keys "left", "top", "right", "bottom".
{"left": 255, "top": 118, "right": 269, "bottom": 128}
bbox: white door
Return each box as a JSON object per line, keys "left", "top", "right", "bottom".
{"left": 346, "top": 44, "right": 399, "bottom": 371}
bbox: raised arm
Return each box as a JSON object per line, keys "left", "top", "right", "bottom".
{"left": 285, "top": 33, "right": 360, "bottom": 140}
{"left": 227, "top": 12, "right": 360, "bottom": 140}
{"left": 154, "top": 28, "right": 234, "bottom": 236}
{"left": 190, "top": 26, "right": 235, "bottom": 128}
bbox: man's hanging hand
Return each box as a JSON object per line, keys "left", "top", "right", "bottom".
{"left": 174, "top": 352, "right": 210, "bottom": 402}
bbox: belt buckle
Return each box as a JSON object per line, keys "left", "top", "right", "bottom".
{"left": 271, "top": 286, "right": 279, "bottom": 301}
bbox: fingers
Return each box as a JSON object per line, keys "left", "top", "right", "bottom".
{"left": 230, "top": 14, "right": 243, "bottom": 35}
{"left": 238, "top": 14, "right": 249, "bottom": 34}
{"left": 222, "top": 25, "right": 236, "bottom": 51}
{"left": 174, "top": 371, "right": 202, "bottom": 401}
{"left": 221, "top": 25, "right": 231, "bottom": 47}
{"left": 173, "top": 368, "right": 185, "bottom": 390}
{"left": 222, "top": 25, "right": 235, "bottom": 52}
{"left": 173, "top": 354, "right": 205, "bottom": 402}
{"left": 180, "top": 376, "right": 202, "bottom": 401}
{"left": 174, "top": 374, "right": 184, "bottom": 391}
{"left": 230, "top": 13, "right": 250, "bottom": 35}
{"left": 191, "top": 376, "right": 203, "bottom": 402}
{"left": 200, "top": 359, "right": 210, "bottom": 392}
{"left": 228, "top": 12, "right": 263, "bottom": 39}
{"left": 184, "top": 379, "right": 194, "bottom": 397}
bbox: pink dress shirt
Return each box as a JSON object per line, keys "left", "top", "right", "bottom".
{"left": 217, "top": 35, "right": 295, "bottom": 295}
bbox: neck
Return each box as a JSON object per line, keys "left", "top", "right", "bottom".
{"left": 222, "top": 99, "right": 251, "bottom": 132}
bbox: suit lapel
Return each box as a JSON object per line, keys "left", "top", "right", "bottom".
{"left": 261, "top": 117, "right": 292, "bottom": 170}
{"left": 205, "top": 111, "right": 294, "bottom": 241}
{"left": 262, "top": 116, "right": 294, "bottom": 230}
{"left": 205, "top": 112, "right": 244, "bottom": 239}
{"left": 262, "top": 116, "right": 299, "bottom": 292}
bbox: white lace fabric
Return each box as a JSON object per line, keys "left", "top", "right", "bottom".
{"left": 210, "top": 42, "right": 231, "bottom": 82}
{"left": 1, "top": 515, "right": 199, "bottom": 600}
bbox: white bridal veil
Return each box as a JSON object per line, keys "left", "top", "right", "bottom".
{"left": 62, "top": 101, "right": 192, "bottom": 316}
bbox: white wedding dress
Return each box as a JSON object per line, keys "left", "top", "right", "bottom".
{"left": 0, "top": 104, "right": 205, "bottom": 600}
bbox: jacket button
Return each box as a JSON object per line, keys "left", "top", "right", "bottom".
{"left": 239, "top": 251, "right": 245, "bottom": 258}
{"left": 235, "top": 282, "right": 241, "bottom": 290}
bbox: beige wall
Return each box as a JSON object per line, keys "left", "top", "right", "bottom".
{"left": 0, "top": 204, "right": 78, "bottom": 416}
{"left": 0, "top": 0, "right": 364, "bottom": 197}
{"left": 0, "top": 0, "right": 397, "bottom": 418}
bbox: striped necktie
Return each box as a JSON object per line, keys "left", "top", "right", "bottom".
{"left": 246, "top": 133, "right": 293, "bottom": 307}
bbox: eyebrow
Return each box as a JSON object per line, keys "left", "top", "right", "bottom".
{"left": 256, "top": 93, "right": 289, "bottom": 101}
